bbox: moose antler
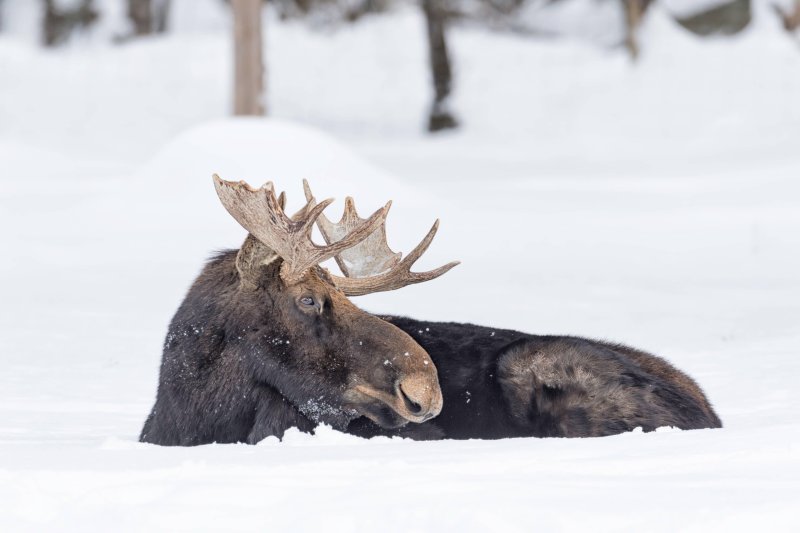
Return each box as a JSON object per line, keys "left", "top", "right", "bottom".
{"left": 303, "top": 180, "right": 459, "bottom": 296}
{"left": 213, "top": 174, "right": 389, "bottom": 284}
{"left": 302, "top": 181, "right": 400, "bottom": 278}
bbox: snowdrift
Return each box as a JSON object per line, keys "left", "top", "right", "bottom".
{"left": 2, "top": 3, "right": 800, "bottom": 531}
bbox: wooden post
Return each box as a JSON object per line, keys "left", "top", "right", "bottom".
{"left": 232, "top": 0, "right": 265, "bottom": 116}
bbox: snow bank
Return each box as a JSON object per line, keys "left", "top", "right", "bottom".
{"left": 1, "top": 3, "right": 800, "bottom": 532}
{"left": 141, "top": 118, "right": 420, "bottom": 208}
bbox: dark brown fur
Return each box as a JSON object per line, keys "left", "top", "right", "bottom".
{"left": 362, "top": 318, "right": 722, "bottom": 439}
{"left": 141, "top": 250, "right": 721, "bottom": 445}
{"left": 140, "top": 249, "right": 442, "bottom": 445}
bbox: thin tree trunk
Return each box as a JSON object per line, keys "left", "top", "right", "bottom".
{"left": 422, "top": 0, "right": 457, "bottom": 132}
{"left": 128, "top": 0, "right": 152, "bottom": 36}
{"left": 154, "top": 0, "right": 170, "bottom": 33}
{"left": 623, "top": 0, "right": 643, "bottom": 60}
{"left": 42, "top": 0, "right": 98, "bottom": 47}
{"left": 122, "top": 0, "right": 169, "bottom": 39}
{"left": 775, "top": 0, "right": 800, "bottom": 32}
{"left": 232, "top": 0, "right": 265, "bottom": 116}
{"left": 43, "top": 0, "right": 58, "bottom": 46}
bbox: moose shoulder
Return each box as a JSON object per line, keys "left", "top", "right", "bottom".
{"left": 140, "top": 178, "right": 720, "bottom": 446}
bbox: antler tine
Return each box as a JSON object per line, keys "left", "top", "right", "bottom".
{"left": 213, "top": 174, "right": 389, "bottom": 284}
{"left": 303, "top": 180, "right": 459, "bottom": 296}
{"left": 403, "top": 219, "right": 441, "bottom": 266}
{"left": 328, "top": 219, "right": 460, "bottom": 296}
{"left": 397, "top": 219, "right": 461, "bottom": 282}
{"left": 308, "top": 201, "right": 390, "bottom": 262}
{"left": 299, "top": 197, "right": 336, "bottom": 238}
{"left": 304, "top": 180, "right": 401, "bottom": 277}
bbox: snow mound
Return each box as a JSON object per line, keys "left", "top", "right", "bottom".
{"left": 140, "top": 118, "right": 423, "bottom": 212}
{"left": 134, "top": 119, "right": 449, "bottom": 277}
{"left": 257, "top": 424, "right": 404, "bottom": 446}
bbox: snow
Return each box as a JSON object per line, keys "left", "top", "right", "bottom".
{"left": 2, "top": 2, "right": 800, "bottom": 531}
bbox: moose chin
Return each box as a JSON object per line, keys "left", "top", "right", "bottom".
{"left": 139, "top": 176, "right": 720, "bottom": 446}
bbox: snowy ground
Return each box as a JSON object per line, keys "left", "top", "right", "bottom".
{"left": 2, "top": 2, "right": 800, "bottom": 531}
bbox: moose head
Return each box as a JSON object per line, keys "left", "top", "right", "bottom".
{"left": 212, "top": 175, "right": 458, "bottom": 431}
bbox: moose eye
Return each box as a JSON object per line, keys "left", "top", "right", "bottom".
{"left": 299, "top": 296, "right": 315, "bottom": 307}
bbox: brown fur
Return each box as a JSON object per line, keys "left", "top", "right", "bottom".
{"left": 377, "top": 318, "right": 721, "bottom": 439}
{"left": 140, "top": 246, "right": 443, "bottom": 445}
{"left": 142, "top": 243, "right": 721, "bottom": 444}
{"left": 596, "top": 341, "right": 721, "bottom": 426}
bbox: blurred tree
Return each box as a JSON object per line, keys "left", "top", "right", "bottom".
{"left": 775, "top": 0, "right": 800, "bottom": 32}
{"left": 619, "top": 0, "right": 753, "bottom": 59}
{"left": 42, "top": 0, "right": 99, "bottom": 47}
{"left": 423, "top": 0, "right": 458, "bottom": 132}
{"left": 675, "top": 0, "right": 751, "bottom": 36}
{"left": 127, "top": 0, "right": 171, "bottom": 36}
{"left": 232, "top": 0, "right": 265, "bottom": 116}
{"left": 269, "top": 0, "right": 392, "bottom": 22}
{"left": 622, "top": 0, "right": 653, "bottom": 61}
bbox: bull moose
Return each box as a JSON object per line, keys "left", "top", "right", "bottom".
{"left": 140, "top": 176, "right": 721, "bottom": 445}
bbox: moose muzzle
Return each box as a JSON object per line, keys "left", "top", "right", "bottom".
{"left": 395, "top": 372, "right": 443, "bottom": 422}
{"left": 346, "top": 323, "right": 444, "bottom": 428}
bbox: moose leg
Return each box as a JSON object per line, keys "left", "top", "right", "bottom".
{"left": 497, "top": 338, "right": 708, "bottom": 437}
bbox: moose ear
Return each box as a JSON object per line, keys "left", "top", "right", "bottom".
{"left": 235, "top": 234, "right": 280, "bottom": 288}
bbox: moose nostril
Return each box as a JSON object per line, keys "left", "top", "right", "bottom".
{"left": 395, "top": 373, "right": 442, "bottom": 421}
{"left": 398, "top": 383, "right": 424, "bottom": 415}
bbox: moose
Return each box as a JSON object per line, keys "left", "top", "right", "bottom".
{"left": 140, "top": 176, "right": 721, "bottom": 445}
